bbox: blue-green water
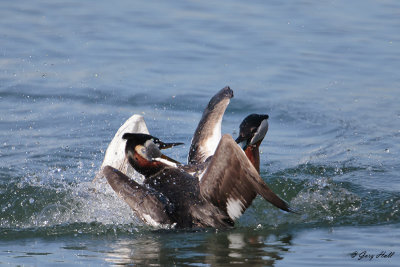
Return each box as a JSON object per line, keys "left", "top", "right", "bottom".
{"left": 1, "top": 0, "right": 399, "bottom": 266}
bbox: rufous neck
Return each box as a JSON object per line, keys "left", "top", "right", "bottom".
{"left": 244, "top": 141, "right": 261, "bottom": 173}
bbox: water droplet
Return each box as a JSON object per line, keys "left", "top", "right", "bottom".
{"left": 29, "top": 198, "right": 35, "bottom": 204}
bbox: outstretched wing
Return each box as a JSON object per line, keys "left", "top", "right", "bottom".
{"left": 200, "top": 135, "right": 291, "bottom": 221}
{"left": 99, "top": 114, "right": 149, "bottom": 183}
{"left": 188, "top": 86, "right": 233, "bottom": 165}
{"left": 103, "top": 166, "right": 173, "bottom": 227}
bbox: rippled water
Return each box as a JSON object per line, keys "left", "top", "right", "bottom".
{"left": 1, "top": 0, "right": 399, "bottom": 266}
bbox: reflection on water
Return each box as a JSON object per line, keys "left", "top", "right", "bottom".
{"left": 104, "top": 229, "right": 292, "bottom": 266}
{"left": 106, "top": 237, "right": 162, "bottom": 266}
{"left": 1, "top": 226, "right": 397, "bottom": 266}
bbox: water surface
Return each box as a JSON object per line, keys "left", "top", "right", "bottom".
{"left": 1, "top": 0, "right": 399, "bottom": 266}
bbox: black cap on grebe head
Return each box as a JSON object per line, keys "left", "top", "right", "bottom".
{"left": 123, "top": 133, "right": 184, "bottom": 150}
{"left": 235, "top": 114, "right": 269, "bottom": 150}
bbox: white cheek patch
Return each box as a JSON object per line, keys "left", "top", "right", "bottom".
{"left": 226, "top": 198, "right": 245, "bottom": 220}
{"left": 250, "top": 119, "right": 268, "bottom": 145}
{"left": 135, "top": 145, "right": 147, "bottom": 158}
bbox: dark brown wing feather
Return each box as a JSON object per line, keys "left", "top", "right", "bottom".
{"left": 103, "top": 165, "right": 173, "bottom": 226}
{"left": 200, "top": 135, "right": 291, "bottom": 221}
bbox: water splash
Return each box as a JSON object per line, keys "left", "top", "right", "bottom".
{"left": 291, "top": 177, "right": 362, "bottom": 224}
{"left": 270, "top": 163, "right": 400, "bottom": 227}
{"left": 1, "top": 160, "right": 399, "bottom": 236}
{"left": 0, "top": 167, "right": 144, "bottom": 234}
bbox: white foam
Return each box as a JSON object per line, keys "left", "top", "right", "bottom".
{"left": 142, "top": 214, "right": 161, "bottom": 227}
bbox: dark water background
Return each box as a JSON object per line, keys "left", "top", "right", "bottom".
{"left": 1, "top": 0, "right": 399, "bottom": 266}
